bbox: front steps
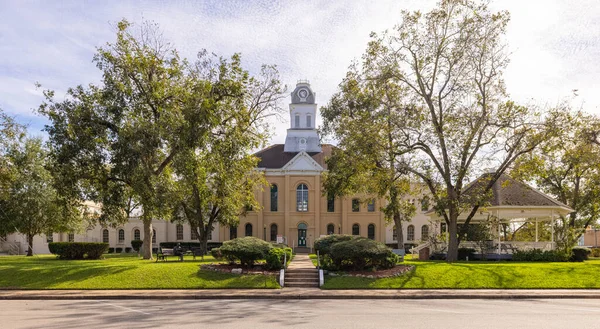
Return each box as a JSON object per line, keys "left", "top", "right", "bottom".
{"left": 284, "top": 253, "right": 319, "bottom": 288}
{"left": 284, "top": 268, "right": 319, "bottom": 288}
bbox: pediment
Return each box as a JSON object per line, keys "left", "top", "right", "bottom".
{"left": 281, "top": 151, "right": 324, "bottom": 172}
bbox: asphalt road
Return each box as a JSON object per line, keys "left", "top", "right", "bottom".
{"left": 2, "top": 299, "right": 600, "bottom": 329}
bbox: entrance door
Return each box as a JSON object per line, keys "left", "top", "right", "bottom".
{"left": 298, "top": 223, "right": 307, "bottom": 247}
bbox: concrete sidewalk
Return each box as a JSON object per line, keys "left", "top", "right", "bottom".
{"left": 2, "top": 288, "right": 600, "bottom": 300}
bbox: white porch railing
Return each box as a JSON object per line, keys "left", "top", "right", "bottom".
{"left": 0, "top": 237, "right": 21, "bottom": 255}
{"left": 410, "top": 241, "right": 432, "bottom": 256}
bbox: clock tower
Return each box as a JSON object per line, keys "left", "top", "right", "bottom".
{"left": 284, "top": 80, "right": 322, "bottom": 153}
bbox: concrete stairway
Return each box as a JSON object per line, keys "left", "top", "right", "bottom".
{"left": 285, "top": 253, "right": 319, "bottom": 288}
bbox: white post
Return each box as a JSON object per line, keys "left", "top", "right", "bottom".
{"left": 551, "top": 210, "right": 555, "bottom": 245}
{"left": 535, "top": 218, "right": 538, "bottom": 243}
{"left": 497, "top": 210, "right": 501, "bottom": 256}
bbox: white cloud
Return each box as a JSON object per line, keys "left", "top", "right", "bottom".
{"left": 1, "top": 0, "right": 599, "bottom": 140}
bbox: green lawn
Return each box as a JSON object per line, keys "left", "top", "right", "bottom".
{"left": 323, "top": 258, "right": 600, "bottom": 289}
{"left": 0, "top": 254, "right": 280, "bottom": 289}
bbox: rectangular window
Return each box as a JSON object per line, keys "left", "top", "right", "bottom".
{"left": 352, "top": 199, "right": 360, "bottom": 212}
{"left": 176, "top": 225, "right": 183, "bottom": 240}
{"left": 191, "top": 229, "right": 198, "bottom": 240}
{"left": 306, "top": 115, "right": 311, "bottom": 128}
{"left": 367, "top": 200, "right": 375, "bottom": 212}
{"left": 297, "top": 191, "right": 308, "bottom": 211}
{"left": 68, "top": 233, "right": 75, "bottom": 242}
{"left": 295, "top": 115, "right": 300, "bottom": 128}
{"left": 327, "top": 194, "right": 335, "bottom": 212}
{"left": 270, "top": 185, "right": 278, "bottom": 212}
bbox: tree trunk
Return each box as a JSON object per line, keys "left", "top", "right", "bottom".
{"left": 447, "top": 215, "right": 459, "bottom": 262}
{"left": 394, "top": 213, "right": 404, "bottom": 250}
{"left": 142, "top": 220, "right": 153, "bottom": 260}
{"left": 26, "top": 233, "right": 34, "bottom": 256}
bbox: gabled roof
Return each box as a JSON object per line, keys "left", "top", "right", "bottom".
{"left": 254, "top": 144, "right": 334, "bottom": 169}
{"left": 462, "top": 173, "right": 572, "bottom": 209}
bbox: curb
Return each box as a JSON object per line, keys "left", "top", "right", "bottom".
{"left": 2, "top": 289, "right": 600, "bottom": 300}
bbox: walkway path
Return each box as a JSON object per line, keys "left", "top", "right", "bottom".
{"left": 284, "top": 254, "right": 319, "bottom": 288}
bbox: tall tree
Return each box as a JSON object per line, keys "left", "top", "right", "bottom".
{"left": 513, "top": 109, "right": 600, "bottom": 247}
{"left": 170, "top": 63, "right": 285, "bottom": 255}
{"left": 0, "top": 138, "right": 81, "bottom": 256}
{"left": 321, "top": 69, "right": 416, "bottom": 249}
{"left": 328, "top": 0, "right": 548, "bottom": 261}
{"left": 0, "top": 109, "right": 25, "bottom": 198}
{"left": 40, "top": 20, "right": 213, "bottom": 259}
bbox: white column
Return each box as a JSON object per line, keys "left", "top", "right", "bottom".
{"left": 551, "top": 210, "right": 555, "bottom": 244}
{"left": 535, "top": 218, "right": 538, "bottom": 243}
{"left": 497, "top": 210, "right": 501, "bottom": 255}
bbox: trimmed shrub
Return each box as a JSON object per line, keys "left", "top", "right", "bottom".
{"left": 48, "top": 242, "right": 109, "bottom": 260}
{"left": 591, "top": 248, "right": 600, "bottom": 258}
{"left": 218, "top": 237, "right": 272, "bottom": 267}
{"left": 512, "top": 249, "right": 570, "bottom": 262}
{"left": 571, "top": 247, "right": 591, "bottom": 262}
{"left": 328, "top": 238, "right": 399, "bottom": 271}
{"left": 131, "top": 240, "right": 143, "bottom": 252}
{"left": 211, "top": 247, "right": 223, "bottom": 260}
{"left": 314, "top": 234, "right": 359, "bottom": 256}
{"left": 265, "top": 246, "right": 293, "bottom": 270}
{"left": 458, "top": 248, "right": 476, "bottom": 261}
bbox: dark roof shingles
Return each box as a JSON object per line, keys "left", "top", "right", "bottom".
{"left": 254, "top": 144, "right": 334, "bottom": 169}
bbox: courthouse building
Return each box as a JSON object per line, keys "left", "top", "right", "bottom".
{"left": 0, "top": 81, "right": 432, "bottom": 255}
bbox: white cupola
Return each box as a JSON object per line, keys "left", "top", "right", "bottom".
{"left": 284, "top": 80, "right": 321, "bottom": 153}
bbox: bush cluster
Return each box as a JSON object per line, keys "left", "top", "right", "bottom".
{"left": 314, "top": 235, "right": 398, "bottom": 271}
{"left": 210, "top": 237, "right": 290, "bottom": 269}
{"left": 131, "top": 240, "right": 143, "bottom": 251}
{"left": 570, "top": 247, "right": 591, "bottom": 262}
{"left": 591, "top": 247, "right": 600, "bottom": 258}
{"left": 48, "top": 242, "right": 109, "bottom": 260}
{"left": 512, "top": 249, "right": 570, "bottom": 262}
{"left": 457, "top": 248, "right": 476, "bottom": 260}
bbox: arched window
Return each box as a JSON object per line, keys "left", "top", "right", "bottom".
{"left": 295, "top": 114, "right": 300, "bottom": 128}
{"left": 352, "top": 224, "right": 360, "bottom": 236}
{"left": 306, "top": 114, "right": 312, "bottom": 128}
{"left": 327, "top": 223, "right": 335, "bottom": 235}
{"left": 68, "top": 232, "right": 75, "bottom": 242}
{"left": 421, "top": 225, "right": 429, "bottom": 240}
{"left": 245, "top": 223, "right": 253, "bottom": 237}
{"left": 296, "top": 184, "right": 308, "bottom": 212}
{"left": 152, "top": 229, "right": 156, "bottom": 243}
{"left": 367, "top": 200, "right": 375, "bottom": 212}
{"left": 368, "top": 224, "right": 375, "bottom": 240}
{"left": 352, "top": 199, "right": 360, "bottom": 212}
{"left": 421, "top": 196, "right": 430, "bottom": 211}
{"left": 230, "top": 225, "right": 238, "bottom": 239}
{"left": 270, "top": 184, "right": 278, "bottom": 212}
{"left": 102, "top": 229, "right": 109, "bottom": 243}
{"left": 407, "top": 225, "right": 415, "bottom": 241}
{"left": 118, "top": 229, "right": 125, "bottom": 243}
{"left": 270, "top": 224, "right": 278, "bottom": 241}
{"left": 392, "top": 225, "right": 397, "bottom": 241}
{"left": 134, "top": 229, "right": 140, "bottom": 241}
{"left": 176, "top": 224, "right": 183, "bottom": 240}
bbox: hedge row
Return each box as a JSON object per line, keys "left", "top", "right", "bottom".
{"left": 512, "top": 249, "right": 570, "bottom": 262}
{"left": 315, "top": 234, "right": 399, "bottom": 271}
{"left": 48, "top": 242, "right": 109, "bottom": 260}
{"left": 210, "top": 237, "right": 291, "bottom": 269}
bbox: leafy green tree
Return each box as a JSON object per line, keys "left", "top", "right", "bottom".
{"left": 513, "top": 109, "right": 600, "bottom": 248}
{"left": 0, "top": 138, "right": 81, "bottom": 256}
{"left": 321, "top": 69, "right": 416, "bottom": 249}
{"left": 40, "top": 20, "right": 214, "bottom": 259}
{"left": 327, "top": 0, "right": 548, "bottom": 261}
{"left": 0, "top": 109, "right": 25, "bottom": 199}
{"left": 170, "top": 63, "right": 284, "bottom": 256}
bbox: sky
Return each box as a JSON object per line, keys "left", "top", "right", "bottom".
{"left": 1, "top": 0, "right": 599, "bottom": 145}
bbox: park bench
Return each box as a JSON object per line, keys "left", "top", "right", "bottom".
{"left": 191, "top": 247, "right": 205, "bottom": 260}
{"left": 156, "top": 248, "right": 183, "bottom": 262}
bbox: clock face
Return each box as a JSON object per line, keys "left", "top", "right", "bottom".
{"left": 298, "top": 89, "right": 308, "bottom": 99}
